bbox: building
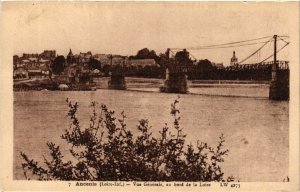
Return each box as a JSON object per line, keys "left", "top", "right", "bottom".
{"left": 93, "top": 54, "right": 110, "bottom": 65}
{"left": 13, "top": 50, "right": 52, "bottom": 79}
{"left": 39, "top": 50, "right": 56, "bottom": 60}
{"left": 13, "top": 55, "right": 19, "bottom": 65}
{"left": 78, "top": 51, "right": 93, "bottom": 63}
{"left": 66, "top": 49, "right": 76, "bottom": 64}
{"left": 212, "top": 62, "right": 225, "bottom": 69}
{"left": 22, "top": 53, "right": 39, "bottom": 59}
{"left": 230, "top": 51, "right": 238, "bottom": 66}
{"left": 13, "top": 68, "right": 28, "bottom": 79}
{"left": 128, "top": 59, "right": 157, "bottom": 68}
{"left": 93, "top": 54, "right": 128, "bottom": 66}
{"left": 112, "top": 55, "right": 126, "bottom": 66}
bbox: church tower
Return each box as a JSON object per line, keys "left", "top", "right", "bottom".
{"left": 230, "top": 51, "right": 238, "bottom": 66}
{"left": 67, "top": 49, "right": 75, "bottom": 64}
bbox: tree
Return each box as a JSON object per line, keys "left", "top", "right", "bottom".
{"left": 131, "top": 48, "right": 160, "bottom": 63}
{"left": 21, "top": 98, "right": 234, "bottom": 181}
{"left": 157, "top": 49, "right": 171, "bottom": 67}
{"left": 51, "top": 55, "right": 66, "bottom": 74}
{"left": 88, "top": 58, "right": 101, "bottom": 70}
{"left": 102, "top": 65, "right": 111, "bottom": 76}
{"left": 197, "top": 59, "right": 213, "bottom": 71}
{"left": 136, "top": 48, "right": 151, "bottom": 59}
{"left": 175, "top": 49, "right": 193, "bottom": 65}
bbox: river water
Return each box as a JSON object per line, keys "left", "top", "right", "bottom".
{"left": 14, "top": 86, "right": 289, "bottom": 181}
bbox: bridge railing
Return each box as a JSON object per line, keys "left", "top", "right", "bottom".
{"left": 227, "top": 60, "right": 289, "bottom": 70}
{"left": 164, "top": 60, "right": 289, "bottom": 74}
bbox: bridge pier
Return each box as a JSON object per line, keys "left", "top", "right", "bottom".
{"left": 160, "top": 68, "right": 189, "bottom": 93}
{"left": 269, "top": 68, "right": 289, "bottom": 100}
{"left": 107, "top": 55, "right": 127, "bottom": 90}
{"left": 108, "top": 72, "right": 127, "bottom": 90}
{"left": 269, "top": 35, "right": 289, "bottom": 100}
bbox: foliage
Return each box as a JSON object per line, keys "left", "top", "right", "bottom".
{"left": 88, "top": 58, "right": 101, "bottom": 70}
{"left": 129, "top": 48, "right": 160, "bottom": 63}
{"left": 157, "top": 49, "right": 171, "bottom": 67}
{"left": 51, "top": 55, "right": 66, "bottom": 74}
{"left": 21, "top": 98, "right": 234, "bottom": 181}
{"left": 101, "top": 64, "right": 111, "bottom": 76}
{"left": 197, "top": 59, "right": 213, "bottom": 69}
{"left": 175, "top": 49, "right": 193, "bottom": 65}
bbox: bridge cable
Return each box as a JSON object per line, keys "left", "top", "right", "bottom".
{"left": 186, "top": 40, "right": 274, "bottom": 50}
{"left": 172, "top": 40, "right": 273, "bottom": 50}
{"left": 189, "top": 53, "right": 197, "bottom": 61}
{"left": 237, "top": 37, "right": 274, "bottom": 64}
{"left": 191, "top": 36, "right": 272, "bottom": 48}
{"left": 278, "top": 36, "right": 290, "bottom": 44}
{"left": 170, "top": 36, "right": 273, "bottom": 50}
{"left": 169, "top": 50, "right": 176, "bottom": 57}
{"left": 259, "top": 42, "right": 290, "bottom": 63}
{"left": 278, "top": 35, "right": 289, "bottom": 38}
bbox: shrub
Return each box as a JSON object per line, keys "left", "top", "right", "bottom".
{"left": 21, "top": 97, "right": 234, "bottom": 181}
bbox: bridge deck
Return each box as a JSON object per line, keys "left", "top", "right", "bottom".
{"left": 167, "top": 60, "right": 289, "bottom": 74}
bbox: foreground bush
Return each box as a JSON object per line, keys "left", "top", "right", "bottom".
{"left": 21, "top": 98, "right": 234, "bottom": 181}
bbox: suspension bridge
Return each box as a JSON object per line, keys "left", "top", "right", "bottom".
{"left": 108, "top": 34, "right": 289, "bottom": 100}
{"left": 160, "top": 35, "right": 290, "bottom": 100}
{"left": 165, "top": 35, "right": 289, "bottom": 70}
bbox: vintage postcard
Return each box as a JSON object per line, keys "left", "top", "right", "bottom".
{"left": 0, "top": 2, "right": 299, "bottom": 191}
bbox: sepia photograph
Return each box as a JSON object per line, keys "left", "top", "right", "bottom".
{"left": 0, "top": 2, "right": 299, "bottom": 191}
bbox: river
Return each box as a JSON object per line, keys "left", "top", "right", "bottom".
{"left": 13, "top": 86, "right": 289, "bottom": 181}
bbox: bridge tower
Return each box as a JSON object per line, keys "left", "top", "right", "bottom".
{"left": 269, "top": 35, "right": 289, "bottom": 100}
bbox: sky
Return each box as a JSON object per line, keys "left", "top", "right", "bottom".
{"left": 3, "top": 2, "right": 296, "bottom": 65}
